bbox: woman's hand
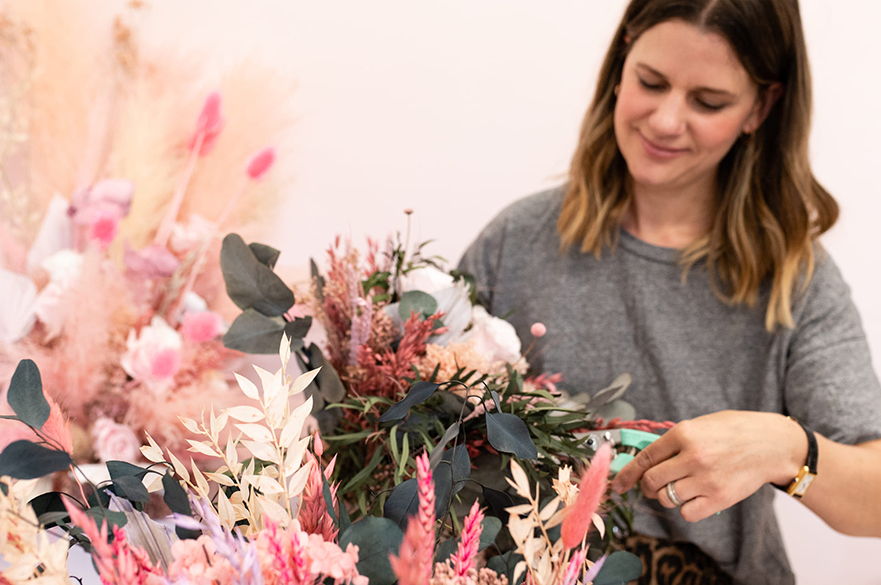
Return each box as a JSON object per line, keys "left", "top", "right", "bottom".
{"left": 610, "top": 410, "right": 807, "bottom": 522}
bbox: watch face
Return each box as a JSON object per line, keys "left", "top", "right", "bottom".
{"left": 794, "top": 474, "right": 815, "bottom": 496}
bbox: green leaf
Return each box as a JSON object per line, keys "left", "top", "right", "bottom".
{"left": 486, "top": 551, "right": 526, "bottom": 585}
{"left": 284, "top": 316, "right": 312, "bottom": 340}
{"left": 106, "top": 461, "right": 150, "bottom": 480}
{"left": 220, "top": 233, "right": 294, "bottom": 316}
{"left": 436, "top": 536, "right": 457, "bottom": 562}
{"left": 111, "top": 476, "right": 150, "bottom": 504}
{"left": 248, "top": 243, "right": 281, "bottom": 269}
{"left": 398, "top": 290, "right": 437, "bottom": 321}
{"left": 482, "top": 486, "right": 516, "bottom": 524}
{"left": 339, "top": 517, "right": 404, "bottom": 585}
{"left": 478, "top": 516, "right": 502, "bottom": 551}
{"left": 383, "top": 478, "right": 417, "bottom": 528}
{"left": 310, "top": 258, "right": 325, "bottom": 304}
{"left": 441, "top": 444, "right": 471, "bottom": 486}
{"left": 485, "top": 412, "right": 538, "bottom": 459}
{"left": 309, "top": 344, "right": 346, "bottom": 403}
{"left": 593, "top": 399, "right": 636, "bottom": 422}
{"left": 378, "top": 381, "right": 440, "bottom": 422}
{"left": 7, "top": 359, "right": 49, "bottom": 430}
{"left": 428, "top": 422, "right": 460, "bottom": 469}
{"left": 223, "top": 309, "right": 302, "bottom": 354}
{"left": 86, "top": 506, "right": 128, "bottom": 531}
{"left": 592, "top": 551, "right": 643, "bottom": 585}
{"left": 0, "top": 441, "right": 71, "bottom": 479}
{"left": 29, "top": 491, "right": 69, "bottom": 528}
{"left": 341, "top": 447, "right": 384, "bottom": 493}
{"left": 161, "top": 471, "right": 190, "bottom": 516}
{"left": 490, "top": 390, "right": 502, "bottom": 412}
{"left": 590, "top": 374, "right": 632, "bottom": 407}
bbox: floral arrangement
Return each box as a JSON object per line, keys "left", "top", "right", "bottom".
{"left": 0, "top": 1, "right": 293, "bottom": 467}
{"left": 0, "top": 340, "right": 643, "bottom": 584}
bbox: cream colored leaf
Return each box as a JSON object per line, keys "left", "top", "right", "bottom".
{"left": 287, "top": 460, "right": 312, "bottom": 497}
{"left": 235, "top": 423, "right": 274, "bottom": 443}
{"left": 217, "top": 488, "right": 236, "bottom": 530}
{"left": 510, "top": 459, "right": 532, "bottom": 500}
{"left": 245, "top": 458, "right": 256, "bottom": 476}
{"left": 279, "top": 333, "right": 291, "bottom": 368}
{"left": 505, "top": 504, "right": 534, "bottom": 517}
{"left": 140, "top": 432, "right": 165, "bottom": 463}
{"left": 252, "top": 365, "right": 276, "bottom": 389}
{"left": 191, "top": 459, "right": 210, "bottom": 496}
{"left": 266, "top": 392, "right": 287, "bottom": 430}
{"left": 539, "top": 496, "right": 560, "bottom": 521}
{"left": 507, "top": 516, "right": 532, "bottom": 545}
{"left": 263, "top": 369, "right": 284, "bottom": 405}
{"left": 229, "top": 490, "right": 245, "bottom": 506}
{"left": 537, "top": 553, "right": 553, "bottom": 585}
{"left": 258, "top": 494, "right": 290, "bottom": 525}
{"left": 513, "top": 561, "right": 527, "bottom": 585}
{"left": 280, "top": 397, "right": 313, "bottom": 448}
{"left": 206, "top": 472, "right": 235, "bottom": 487}
{"left": 178, "top": 417, "right": 200, "bottom": 434}
{"left": 290, "top": 368, "right": 320, "bottom": 397}
{"left": 226, "top": 435, "right": 239, "bottom": 469}
{"left": 224, "top": 406, "right": 265, "bottom": 423}
{"left": 283, "top": 437, "right": 310, "bottom": 477}
{"left": 254, "top": 475, "right": 285, "bottom": 495}
{"left": 243, "top": 440, "right": 280, "bottom": 464}
{"left": 215, "top": 411, "right": 229, "bottom": 434}
{"left": 545, "top": 508, "right": 566, "bottom": 529}
{"left": 592, "top": 512, "right": 606, "bottom": 538}
{"left": 187, "top": 440, "right": 220, "bottom": 458}
{"left": 144, "top": 473, "right": 164, "bottom": 493}
{"left": 168, "top": 451, "right": 190, "bottom": 483}
{"left": 235, "top": 373, "right": 261, "bottom": 401}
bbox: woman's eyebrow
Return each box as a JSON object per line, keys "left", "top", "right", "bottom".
{"left": 634, "top": 62, "right": 737, "bottom": 97}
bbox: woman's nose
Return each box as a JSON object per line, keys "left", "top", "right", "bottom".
{"left": 648, "top": 94, "right": 686, "bottom": 136}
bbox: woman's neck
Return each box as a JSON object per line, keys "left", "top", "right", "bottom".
{"left": 621, "top": 178, "right": 717, "bottom": 249}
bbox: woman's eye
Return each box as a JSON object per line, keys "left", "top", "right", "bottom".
{"left": 637, "top": 77, "right": 664, "bottom": 91}
{"left": 695, "top": 99, "right": 726, "bottom": 112}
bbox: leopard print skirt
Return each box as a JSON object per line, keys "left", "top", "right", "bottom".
{"left": 621, "top": 534, "right": 734, "bottom": 585}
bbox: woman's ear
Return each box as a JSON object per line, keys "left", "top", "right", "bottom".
{"left": 743, "top": 82, "right": 784, "bottom": 134}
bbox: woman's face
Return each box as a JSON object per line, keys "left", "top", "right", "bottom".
{"left": 614, "top": 20, "right": 768, "bottom": 195}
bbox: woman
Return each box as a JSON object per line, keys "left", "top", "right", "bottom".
{"left": 458, "top": 0, "right": 881, "bottom": 583}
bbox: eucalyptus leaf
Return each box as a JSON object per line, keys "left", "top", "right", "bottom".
{"left": 162, "top": 471, "right": 197, "bottom": 540}
{"left": 398, "top": 290, "right": 437, "bottom": 321}
{"left": 428, "top": 423, "right": 460, "bottom": 469}
{"left": 7, "top": 359, "right": 49, "bottom": 430}
{"left": 310, "top": 258, "right": 325, "bottom": 304}
{"left": 86, "top": 507, "right": 128, "bottom": 531}
{"left": 224, "top": 309, "right": 287, "bottom": 354}
{"left": 485, "top": 412, "right": 538, "bottom": 459}
{"left": 478, "top": 516, "right": 502, "bottom": 551}
{"left": 339, "top": 517, "right": 404, "bottom": 585}
{"left": 486, "top": 551, "right": 526, "bottom": 585}
{"left": 29, "top": 491, "right": 68, "bottom": 528}
{"left": 482, "top": 486, "right": 516, "bottom": 524}
{"left": 590, "top": 373, "right": 632, "bottom": 407}
{"left": 383, "top": 478, "right": 417, "bottom": 529}
{"left": 441, "top": 444, "right": 471, "bottom": 486}
{"left": 284, "top": 316, "right": 312, "bottom": 340}
{"left": 592, "top": 551, "right": 643, "bottom": 585}
{"left": 378, "top": 381, "right": 440, "bottom": 422}
{"left": 0, "top": 441, "right": 71, "bottom": 479}
{"left": 593, "top": 398, "right": 636, "bottom": 423}
{"left": 106, "top": 461, "right": 150, "bottom": 480}
{"left": 309, "top": 344, "right": 346, "bottom": 403}
{"left": 220, "top": 234, "right": 294, "bottom": 316}
{"left": 490, "top": 390, "right": 501, "bottom": 412}
{"left": 112, "top": 476, "right": 150, "bottom": 504}
{"left": 248, "top": 243, "right": 281, "bottom": 269}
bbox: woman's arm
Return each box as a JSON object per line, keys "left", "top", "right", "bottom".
{"left": 610, "top": 410, "right": 881, "bottom": 537}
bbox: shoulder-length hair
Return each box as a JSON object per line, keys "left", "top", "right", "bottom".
{"left": 558, "top": 0, "right": 838, "bottom": 330}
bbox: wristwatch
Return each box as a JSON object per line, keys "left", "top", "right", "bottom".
{"left": 777, "top": 416, "right": 818, "bottom": 498}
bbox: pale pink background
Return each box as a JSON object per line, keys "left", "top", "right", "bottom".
{"left": 133, "top": 1, "right": 880, "bottom": 581}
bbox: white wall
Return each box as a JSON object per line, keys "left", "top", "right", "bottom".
{"left": 137, "top": 1, "right": 881, "bottom": 581}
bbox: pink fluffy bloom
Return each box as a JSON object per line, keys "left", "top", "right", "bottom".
{"left": 88, "top": 209, "right": 120, "bottom": 250}
{"left": 188, "top": 92, "right": 224, "bottom": 156}
{"left": 168, "top": 534, "right": 237, "bottom": 585}
{"left": 451, "top": 501, "right": 484, "bottom": 579}
{"left": 246, "top": 146, "right": 276, "bottom": 180}
{"left": 561, "top": 548, "right": 587, "bottom": 585}
{"left": 181, "top": 311, "right": 224, "bottom": 343}
{"left": 69, "top": 179, "right": 134, "bottom": 225}
{"left": 92, "top": 417, "right": 142, "bottom": 463}
{"left": 120, "top": 316, "right": 182, "bottom": 393}
{"left": 529, "top": 322, "right": 547, "bottom": 338}
{"left": 389, "top": 453, "right": 435, "bottom": 585}
{"left": 255, "top": 522, "right": 367, "bottom": 585}
{"left": 124, "top": 243, "right": 181, "bottom": 278}
{"left": 561, "top": 442, "right": 613, "bottom": 550}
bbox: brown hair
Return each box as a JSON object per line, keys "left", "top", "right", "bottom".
{"left": 558, "top": 0, "right": 838, "bottom": 330}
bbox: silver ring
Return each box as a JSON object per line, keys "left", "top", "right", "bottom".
{"left": 666, "top": 481, "right": 684, "bottom": 507}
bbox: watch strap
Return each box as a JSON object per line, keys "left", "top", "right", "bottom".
{"left": 772, "top": 416, "right": 818, "bottom": 494}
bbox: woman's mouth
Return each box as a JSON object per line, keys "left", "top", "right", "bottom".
{"left": 639, "top": 134, "right": 688, "bottom": 160}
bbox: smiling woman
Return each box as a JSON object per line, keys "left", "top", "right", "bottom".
{"left": 458, "top": 0, "right": 881, "bottom": 584}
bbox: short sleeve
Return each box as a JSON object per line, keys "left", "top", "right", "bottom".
{"left": 783, "top": 253, "right": 881, "bottom": 444}
{"left": 457, "top": 208, "right": 510, "bottom": 312}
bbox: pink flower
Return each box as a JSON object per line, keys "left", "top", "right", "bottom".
{"left": 451, "top": 500, "right": 484, "bottom": 578}
{"left": 92, "top": 417, "right": 142, "bottom": 463}
{"left": 561, "top": 442, "right": 613, "bottom": 549}
{"left": 124, "top": 243, "right": 181, "bottom": 278}
{"left": 121, "top": 316, "right": 182, "bottom": 393}
{"left": 530, "top": 322, "right": 547, "bottom": 338}
{"left": 181, "top": 311, "right": 224, "bottom": 343}
{"left": 89, "top": 209, "right": 119, "bottom": 250}
{"left": 246, "top": 146, "right": 276, "bottom": 180}
{"left": 188, "top": 92, "right": 224, "bottom": 156}
{"left": 561, "top": 548, "right": 588, "bottom": 585}
{"left": 69, "top": 179, "right": 134, "bottom": 225}
{"left": 389, "top": 453, "right": 435, "bottom": 585}
{"left": 168, "top": 535, "right": 236, "bottom": 585}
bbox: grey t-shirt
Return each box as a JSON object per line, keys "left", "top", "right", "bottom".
{"left": 458, "top": 186, "right": 881, "bottom": 585}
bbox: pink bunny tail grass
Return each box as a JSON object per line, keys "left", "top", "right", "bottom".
{"left": 246, "top": 146, "right": 276, "bottom": 180}
{"left": 561, "top": 442, "right": 613, "bottom": 550}
{"left": 189, "top": 91, "right": 225, "bottom": 156}
{"left": 451, "top": 500, "right": 484, "bottom": 578}
{"left": 389, "top": 453, "right": 435, "bottom": 585}
{"left": 561, "top": 548, "right": 588, "bottom": 585}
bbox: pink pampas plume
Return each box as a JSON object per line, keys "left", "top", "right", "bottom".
{"left": 298, "top": 451, "right": 339, "bottom": 542}
{"left": 41, "top": 392, "right": 73, "bottom": 455}
{"left": 451, "top": 500, "right": 484, "bottom": 579}
{"left": 561, "top": 442, "right": 612, "bottom": 550}
{"left": 389, "top": 452, "right": 435, "bottom": 585}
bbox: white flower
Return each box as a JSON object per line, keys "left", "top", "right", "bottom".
{"left": 399, "top": 265, "right": 455, "bottom": 294}
{"left": 0, "top": 269, "right": 38, "bottom": 343}
{"left": 460, "top": 305, "right": 522, "bottom": 365}
{"left": 92, "top": 417, "right": 142, "bottom": 463}
{"left": 120, "top": 316, "right": 182, "bottom": 393}
{"left": 32, "top": 249, "right": 85, "bottom": 340}
{"left": 169, "top": 214, "right": 214, "bottom": 255}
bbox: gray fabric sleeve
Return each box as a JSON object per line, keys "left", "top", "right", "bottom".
{"left": 783, "top": 254, "right": 881, "bottom": 444}
{"left": 457, "top": 208, "right": 509, "bottom": 311}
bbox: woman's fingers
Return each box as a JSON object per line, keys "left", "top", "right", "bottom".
{"left": 611, "top": 427, "right": 683, "bottom": 494}
{"left": 655, "top": 476, "right": 700, "bottom": 509}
